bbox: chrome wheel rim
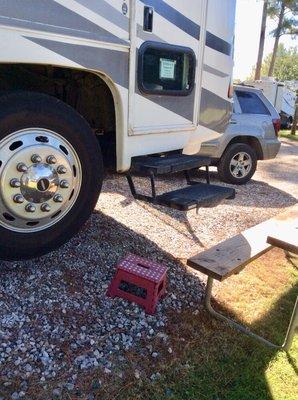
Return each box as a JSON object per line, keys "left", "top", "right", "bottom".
{"left": 229, "top": 151, "right": 252, "bottom": 179}
{"left": 0, "top": 128, "right": 82, "bottom": 233}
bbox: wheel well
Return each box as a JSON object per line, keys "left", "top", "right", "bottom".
{"left": 0, "top": 64, "right": 116, "bottom": 168}
{"left": 227, "top": 136, "right": 263, "bottom": 160}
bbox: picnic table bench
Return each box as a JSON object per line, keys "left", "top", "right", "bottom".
{"left": 187, "top": 205, "right": 298, "bottom": 351}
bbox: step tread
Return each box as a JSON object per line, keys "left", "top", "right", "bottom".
{"left": 131, "top": 154, "right": 211, "bottom": 175}
{"left": 155, "top": 184, "right": 235, "bottom": 211}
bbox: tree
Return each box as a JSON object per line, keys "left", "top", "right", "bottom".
{"left": 255, "top": 1, "right": 269, "bottom": 80}
{"left": 267, "top": 0, "right": 298, "bottom": 76}
{"left": 249, "top": 44, "right": 298, "bottom": 81}
{"left": 291, "top": 101, "right": 297, "bottom": 135}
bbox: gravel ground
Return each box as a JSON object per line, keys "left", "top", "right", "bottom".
{"left": 0, "top": 139, "right": 297, "bottom": 398}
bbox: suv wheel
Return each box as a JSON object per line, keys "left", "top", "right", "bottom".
{"left": 0, "top": 91, "right": 103, "bottom": 260}
{"left": 217, "top": 143, "right": 257, "bottom": 185}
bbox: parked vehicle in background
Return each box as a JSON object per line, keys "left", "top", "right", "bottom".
{"left": 199, "top": 85, "right": 281, "bottom": 184}
{"left": 245, "top": 77, "right": 296, "bottom": 129}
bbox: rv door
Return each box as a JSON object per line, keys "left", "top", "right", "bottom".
{"left": 129, "top": 0, "right": 204, "bottom": 135}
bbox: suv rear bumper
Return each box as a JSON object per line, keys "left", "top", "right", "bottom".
{"left": 263, "top": 139, "right": 281, "bottom": 159}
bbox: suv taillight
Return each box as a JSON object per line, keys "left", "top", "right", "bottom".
{"left": 272, "top": 118, "right": 281, "bottom": 136}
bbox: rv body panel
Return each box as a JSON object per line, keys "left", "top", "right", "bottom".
{"left": 245, "top": 77, "right": 296, "bottom": 119}
{"left": 0, "top": 0, "right": 236, "bottom": 171}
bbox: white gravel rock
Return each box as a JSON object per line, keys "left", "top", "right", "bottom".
{"left": 0, "top": 140, "right": 296, "bottom": 394}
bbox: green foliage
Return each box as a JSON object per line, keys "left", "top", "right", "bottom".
{"left": 280, "top": 131, "right": 298, "bottom": 140}
{"left": 268, "top": 0, "right": 298, "bottom": 37}
{"left": 262, "top": 44, "right": 298, "bottom": 80}
{"left": 248, "top": 44, "right": 298, "bottom": 81}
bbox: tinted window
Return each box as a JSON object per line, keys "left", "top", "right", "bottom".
{"left": 138, "top": 42, "right": 195, "bottom": 96}
{"left": 236, "top": 91, "right": 270, "bottom": 115}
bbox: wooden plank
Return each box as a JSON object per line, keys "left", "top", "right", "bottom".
{"left": 187, "top": 205, "right": 298, "bottom": 282}
{"left": 267, "top": 226, "right": 298, "bottom": 255}
{"left": 267, "top": 230, "right": 298, "bottom": 255}
{"left": 267, "top": 205, "right": 298, "bottom": 254}
{"left": 187, "top": 222, "right": 273, "bottom": 281}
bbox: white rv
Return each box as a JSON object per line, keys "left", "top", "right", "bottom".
{"left": 0, "top": 0, "right": 236, "bottom": 260}
{"left": 245, "top": 77, "right": 296, "bottom": 128}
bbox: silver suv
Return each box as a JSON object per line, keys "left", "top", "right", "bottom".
{"left": 199, "top": 85, "right": 281, "bottom": 184}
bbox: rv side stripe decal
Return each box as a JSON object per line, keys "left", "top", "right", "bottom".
{"left": 0, "top": 0, "right": 127, "bottom": 45}
{"left": 26, "top": 36, "right": 195, "bottom": 121}
{"left": 136, "top": 87, "right": 196, "bottom": 122}
{"left": 25, "top": 37, "right": 129, "bottom": 88}
{"left": 138, "top": 1, "right": 231, "bottom": 56}
{"left": 203, "top": 64, "right": 229, "bottom": 78}
{"left": 206, "top": 31, "right": 232, "bottom": 56}
{"left": 199, "top": 88, "right": 232, "bottom": 133}
{"left": 137, "top": 25, "right": 165, "bottom": 44}
{"left": 139, "top": 0, "right": 200, "bottom": 40}
{"left": 74, "top": 0, "right": 129, "bottom": 32}
{"left": 24, "top": 38, "right": 230, "bottom": 126}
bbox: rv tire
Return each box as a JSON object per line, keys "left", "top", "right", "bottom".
{"left": 0, "top": 91, "right": 103, "bottom": 260}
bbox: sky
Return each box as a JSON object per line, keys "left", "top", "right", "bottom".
{"left": 234, "top": 0, "right": 297, "bottom": 80}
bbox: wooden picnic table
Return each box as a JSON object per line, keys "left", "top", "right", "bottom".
{"left": 187, "top": 204, "right": 298, "bottom": 350}
{"left": 265, "top": 208, "right": 298, "bottom": 351}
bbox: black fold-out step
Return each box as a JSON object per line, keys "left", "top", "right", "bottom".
{"left": 127, "top": 153, "right": 235, "bottom": 211}
{"left": 155, "top": 183, "right": 235, "bottom": 211}
{"left": 132, "top": 154, "right": 211, "bottom": 175}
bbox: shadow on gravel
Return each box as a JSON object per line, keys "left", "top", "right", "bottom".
{"left": 130, "top": 202, "right": 206, "bottom": 247}
{"left": 280, "top": 139, "right": 298, "bottom": 148}
{"left": 260, "top": 162, "right": 298, "bottom": 186}
{"left": 0, "top": 210, "right": 296, "bottom": 400}
{"left": 0, "top": 210, "right": 205, "bottom": 399}
{"left": 259, "top": 139, "right": 298, "bottom": 186}
{"left": 100, "top": 169, "right": 297, "bottom": 249}
{"left": 103, "top": 169, "right": 297, "bottom": 214}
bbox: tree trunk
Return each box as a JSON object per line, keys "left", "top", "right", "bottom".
{"left": 291, "top": 100, "right": 298, "bottom": 135}
{"left": 268, "top": 2, "right": 286, "bottom": 77}
{"left": 255, "top": 1, "right": 268, "bottom": 80}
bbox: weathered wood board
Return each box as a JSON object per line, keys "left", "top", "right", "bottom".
{"left": 187, "top": 205, "right": 298, "bottom": 281}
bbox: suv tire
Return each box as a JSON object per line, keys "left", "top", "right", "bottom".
{"left": 217, "top": 143, "right": 257, "bottom": 185}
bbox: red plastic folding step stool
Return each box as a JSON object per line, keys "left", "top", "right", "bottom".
{"left": 107, "top": 254, "right": 167, "bottom": 314}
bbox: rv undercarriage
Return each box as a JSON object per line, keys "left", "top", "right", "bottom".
{"left": 0, "top": 64, "right": 117, "bottom": 167}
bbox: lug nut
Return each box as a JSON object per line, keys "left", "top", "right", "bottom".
{"left": 31, "top": 154, "right": 42, "bottom": 163}
{"left": 10, "top": 178, "right": 21, "bottom": 188}
{"left": 53, "top": 194, "right": 63, "bottom": 203}
{"left": 57, "top": 165, "right": 67, "bottom": 174}
{"left": 13, "top": 194, "right": 24, "bottom": 204}
{"left": 47, "top": 155, "right": 57, "bottom": 164}
{"left": 25, "top": 203, "right": 36, "bottom": 213}
{"left": 60, "top": 180, "right": 69, "bottom": 189}
{"left": 17, "top": 163, "right": 28, "bottom": 173}
{"left": 41, "top": 203, "right": 51, "bottom": 212}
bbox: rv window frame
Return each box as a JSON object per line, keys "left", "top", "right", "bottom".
{"left": 137, "top": 41, "right": 196, "bottom": 96}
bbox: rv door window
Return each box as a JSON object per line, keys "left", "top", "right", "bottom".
{"left": 138, "top": 42, "right": 195, "bottom": 96}
{"left": 236, "top": 91, "right": 270, "bottom": 115}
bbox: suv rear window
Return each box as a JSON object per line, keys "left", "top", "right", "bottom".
{"left": 236, "top": 91, "right": 270, "bottom": 115}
